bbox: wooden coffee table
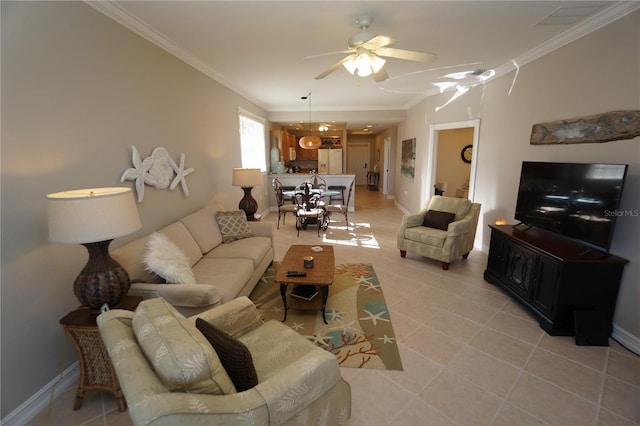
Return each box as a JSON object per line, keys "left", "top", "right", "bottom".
{"left": 275, "top": 245, "right": 335, "bottom": 324}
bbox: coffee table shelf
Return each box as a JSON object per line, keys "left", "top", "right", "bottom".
{"left": 275, "top": 245, "right": 335, "bottom": 324}
{"left": 287, "top": 285, "right": 322, "bottom": 310}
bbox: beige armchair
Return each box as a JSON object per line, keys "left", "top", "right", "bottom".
{"left": 97, "top": 297, "right": 351, "bottom": 425}
{"left": 397, "top": 195, "right": 481, "bottom": 270}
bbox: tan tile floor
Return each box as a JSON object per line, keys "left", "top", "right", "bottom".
{"left": 29, "top": 186, "right": 640, "bottom": 426}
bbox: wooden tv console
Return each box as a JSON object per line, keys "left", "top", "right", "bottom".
{"left": 484, "top": 225, "right": 628, "bottom": 337}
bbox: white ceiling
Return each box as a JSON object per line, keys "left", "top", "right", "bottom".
{"left": 89, "top": 1, "right": 638, "bottom": 133}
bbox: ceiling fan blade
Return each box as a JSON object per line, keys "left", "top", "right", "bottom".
{"left": 314, "top": 56, "right": 353, "bottom": 80}
{"left": 376, "top": 47, "right": 436, "bottom": 63}
{"left": 372, "top": 67, "right": 389, "bottom": 82}
{"left": 304, "top": 49, "right": 352, "bottom": 60}
{"left": 362, "top": 35, "right": 395, "bottom": 49}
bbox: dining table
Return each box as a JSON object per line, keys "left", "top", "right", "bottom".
{"left": 282, "top": 186, "right": 340, "bottom": 231}
{"left": 282, "top": 188, "right": 341, "bottom": 200}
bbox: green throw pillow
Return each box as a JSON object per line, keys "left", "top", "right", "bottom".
{"left": 215, "top": 211, "right": 253, "bottom": 243}
{"left": 195, "top": 318, "right": 258, "bottom": 392}
{"left": 422, "top": 209, "right": 456, "bottom": 230}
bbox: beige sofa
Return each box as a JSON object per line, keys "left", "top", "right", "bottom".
{"left": 111, "top": 205, "right": 274, "bottom": 316}
{"left": 397, "top": 195, "right": 481, "bottom": 270}
{"left": 97, "top": 297, "right": 351, "bottom": 426}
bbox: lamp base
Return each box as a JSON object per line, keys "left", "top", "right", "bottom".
{"left": 74, "top": 240, "right": 131, "bottom": 310}
{"left": 238, "top": 187, "right": 257, "bottom": 221}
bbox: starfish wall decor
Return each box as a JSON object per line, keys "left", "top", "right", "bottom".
{"left": 121, "top": 146, "right": 194, "bottom": 202}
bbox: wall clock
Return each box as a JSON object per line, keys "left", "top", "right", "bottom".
{"left": 461, "top": 144, "right": 473, "bottom": 164}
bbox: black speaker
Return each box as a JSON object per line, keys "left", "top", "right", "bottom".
{"left": 573, "top": 311, "right": 610, "bottom": 346}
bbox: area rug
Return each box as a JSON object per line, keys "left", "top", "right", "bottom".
{"left": 249, "top": 262, "right": 403, "bottom": 370}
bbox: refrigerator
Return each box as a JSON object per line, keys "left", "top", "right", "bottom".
{"left": 318, "top": 149, "right": 343, "bottom": 174}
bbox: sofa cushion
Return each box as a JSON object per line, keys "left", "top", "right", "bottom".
{"left": 195, "top": 318, "right": 258, "bottom": 392}
{"left": 111, "top": 235, "right": 164, "bottom": 284}
{"left": 180, "top": 205, "right": 224, "bottom": 254}
{"left": 204, "top": 236, "right": 271, "bottom": 269}
{"left": 157, "top": 222, "right": 203, "bottom": 268}
{"left": 215, "top": 211, "right": 253, "bottom": 243}
{"left": 192, "top": 258, "right": 254, "bottom": 303}
{"left": 143, "top": 232, "right": 196, "bottom": 284}
{"left": 428, "top": 196, "right": 472, "bottom": 221}
{"left": 238, "top": 320, "right": 320, "bottom": 383}
{"left": 405, "top": 227, "right": 447, "bottom": 247}
{"left": 422, "top": 210, "right": 456, "bottom": 231}
{"left": 132, "top": 298, "right": 236, "bottom": 395}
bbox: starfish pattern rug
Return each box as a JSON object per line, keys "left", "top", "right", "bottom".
{"left": 249, "top": 262, "right": 403, "bottom": 370}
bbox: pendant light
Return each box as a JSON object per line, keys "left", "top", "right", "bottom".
{"left": 299, "top": 92, "right": 321, "bottom": 149}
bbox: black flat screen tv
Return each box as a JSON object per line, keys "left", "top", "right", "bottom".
{"left": 515, "top": 161, "right": 628, "bottom": 253}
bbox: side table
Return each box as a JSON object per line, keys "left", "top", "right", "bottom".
{"left": 367, "top": 171, "right": 379, "bottom": 190}
{"left": 59, "top": 296, "right": 142, "bottom": 411}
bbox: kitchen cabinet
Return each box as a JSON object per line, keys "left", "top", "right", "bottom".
{"left": 271, "top": 130, "right": 297, "bottom": 162}
{"left": 296, "top": 144, "right": 318, "bottom": 161}
{"left": 484, "top": 225, "right": 627, "bottom": 338}
{"left": 283, "top": 132, "right": 296, "bottom": 162}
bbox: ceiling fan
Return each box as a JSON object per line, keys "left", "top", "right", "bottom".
{"left": 312, "top": 15, "right": 436, "bottom": 82}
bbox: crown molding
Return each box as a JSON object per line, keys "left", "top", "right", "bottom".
{"left": 84, "top": 1, "right": 268, "bottom": 110}
{"left": 86, "top": 1, "right": 638, "bottom": 113}
{"left": 404, "top": 1, "right": 640, "bottom": 110}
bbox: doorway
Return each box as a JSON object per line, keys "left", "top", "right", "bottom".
{"left": 383, "top": 137, "right": 391, "bottom": 196}
{"left": 347, "top": 143, "right": 370, "bottom": 185}
{"left": 435, "top": 128, "right": 473, "bottom": 198}
{"left": 426, "top": 120, "right": 479, "bottom": 204}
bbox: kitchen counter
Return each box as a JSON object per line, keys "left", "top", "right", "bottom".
{"left": 268, "top": 174, "right": 356, "bottom": 212}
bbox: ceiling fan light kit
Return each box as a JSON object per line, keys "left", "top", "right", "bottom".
{"left": 314, "top": 15, "right": 436, "bottom": 82}
{"left": 343, "top": 51, "right": 386, "bottom": 77}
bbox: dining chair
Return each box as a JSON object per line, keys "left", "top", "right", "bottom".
{"left": 272, "top": 178, "right": 298, "bottom": 229}
{"left": 309, "top": 174, "right": 327, "bottom": 190}
{"left": 282, "top": 185, "right": 296, "bottom": 204}
{"left": 294, "top": 193, "right": 326, "bottom": 236}
{"left": 327, "top": 185, "right": 346, "bottom": 204}
{"left": 325, "top": 179, "right": 354, "bottom": 230}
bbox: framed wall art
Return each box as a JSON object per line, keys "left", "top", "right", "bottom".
{"left": 401, "top": 138, "right": 416, "bottom": 181}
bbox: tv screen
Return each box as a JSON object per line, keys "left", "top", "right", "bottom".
{"left": 515, "top": 161, "right": 628, "bottom": 253}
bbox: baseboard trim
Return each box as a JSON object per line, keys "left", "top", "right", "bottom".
{"left": 611, "top": 324, "right": 640, "bottom": 356}
{"left": 1, "top": 362, "right": 79, "bottom": 426}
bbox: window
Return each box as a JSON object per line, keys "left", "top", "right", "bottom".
{"left": 238, "top": 109, "right": 266, "bottom": 172}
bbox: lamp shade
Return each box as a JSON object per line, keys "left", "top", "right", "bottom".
{"left": 47, "top": 187, "right": 141, "bottom": 244}
{"left": 232, "top": 168, "right": 262, "bottom": 188}
{"left": 299, "top": 135, "right": 322, "bottom": 149}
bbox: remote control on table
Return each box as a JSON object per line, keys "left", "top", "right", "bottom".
{"left": 286, "top": 271, "right": 307, "bottom": 277}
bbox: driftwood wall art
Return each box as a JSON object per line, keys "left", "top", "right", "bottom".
{"left": 121, "top": 146, "right": 194, "bottom": 203}
{"left": 530, "top": 110, "right": 640, "bottom": 145}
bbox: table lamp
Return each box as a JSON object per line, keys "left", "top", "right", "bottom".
{"left": 232, "top": 168, "right": 263, "bottom": 220}
{"left": 47, "top": 187, "right": 142, "bottom": 311}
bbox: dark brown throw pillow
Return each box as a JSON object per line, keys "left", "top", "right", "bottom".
{"left": 195, "top": 318, "right": 258, "bottom": 392}
{"left": 422, "top": 210, "right": 456, "bottom": 230}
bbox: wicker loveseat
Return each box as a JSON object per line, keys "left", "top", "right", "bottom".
{"left": 98, "top": 297, "right": 351, "bottom": 426}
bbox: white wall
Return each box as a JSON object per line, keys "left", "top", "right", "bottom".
{"left": 397, "top": 11, "right": 640, "bottom": 346}
{"left": 1, "top": 2, "right": 270, "bottom": 417}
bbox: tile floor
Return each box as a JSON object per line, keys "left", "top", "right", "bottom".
{"left": 29, "top": 186, "right": 639, "bottom": 426}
